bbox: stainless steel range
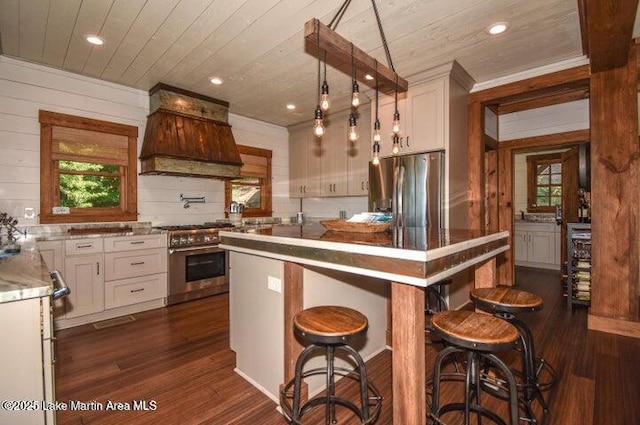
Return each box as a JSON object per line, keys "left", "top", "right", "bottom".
{"left": 156, "top": 222, "right": 234, "bottom": 305}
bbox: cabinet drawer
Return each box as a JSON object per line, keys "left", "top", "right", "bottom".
{"left": 64, "top": 238, "right": 103, "bottom": 255}
{"left": 104, "top": 248, "right": 167, "bottom": 281}
{"left": 105, "top": 273, "right": 166, "bottom": 309}
{"left": 104, "top": 234, "right": 167, "bottom": 252}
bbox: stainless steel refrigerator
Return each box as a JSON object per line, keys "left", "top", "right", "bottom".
{"left": 368, "top": 151, "right": 444, "bottom": 228}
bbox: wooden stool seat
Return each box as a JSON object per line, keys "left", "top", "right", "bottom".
{"left": 294, "top": 305, "right": 368, "bottom": 344}
{"left": 470, "top": 287, "right": 543, "bottom": 314}
{"left": 431, "top": 310, "right": 520, "bottom": 351}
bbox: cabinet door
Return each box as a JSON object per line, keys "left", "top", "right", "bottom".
{"left": 64, "top": 253, "right": 104, "bottom": 318}
{"left": 373, "top": 92, "right": 407, "bottom": 158}
{"left": 289, "top": 129, "right": 308, "bottom": 198}
{"left": 321, "top": 118, "right": 348, "bottom": 196}
{"left": 348, "top": 107, "right": 372, "bottom": 196}
{"left": 407, "top": 78, "right": 445, "bottom": 152}
{"left": 514, "top": 230, "right": 528, "bottom": 263}
{"left": 37, "top": 240, "right": 66, "bottom": 320}
{"left": 528, "top": 232, "right": 556, "bottom": 264}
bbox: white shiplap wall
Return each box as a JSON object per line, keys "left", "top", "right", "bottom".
{"left": 0, "top": 55, "right": 365, "bottom": 227}
{"left": 500, "top": 99, "right": 589, "bottom": 215}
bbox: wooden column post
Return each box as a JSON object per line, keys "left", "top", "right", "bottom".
{"left": 391, "top": 282, "right": 425, "bottom": 425}
{"left": 589, "top": 43, "right": 640, "bottom": 330}
{"left": 282, "top": 262, "right": 306, "bottom": 397}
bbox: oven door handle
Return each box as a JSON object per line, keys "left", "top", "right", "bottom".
{"left": 169, "top": 246, "right": 223, "bottom": 254}
{"left": 50, "top": 270, "right": 71, "bottom": 300}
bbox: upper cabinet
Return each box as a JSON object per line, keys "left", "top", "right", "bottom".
{"left": 289, "top": 105, "right": 371, "bottom": 198}
{"left": 371, "top": 61, "right": 474, "bottom": 159}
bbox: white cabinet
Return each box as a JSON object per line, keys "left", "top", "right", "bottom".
{"left": 0, "top": 296, "right": 55, "bottom": 425}
{"left": 289, "top": 104, "right": 372, "bottom": 198}
{"left": 37, "top": 240, "right": 66, "bottom": 320}
{"left": 104, "top": 234, "right": 167, "bottom": 310}
{"left": 373, "top": 77, "right": 446, "bottom": 157}
{"left": 64, "top": 248, "right": 104, "bottom": 319}
{"left": 289, "top": 127, "right": 321, "bottom": 198}
{"left": 514, "top": 222, "right": 561, "bottom": 270}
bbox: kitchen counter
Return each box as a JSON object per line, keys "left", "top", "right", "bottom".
{"left": 220, "top": 223, "right": 509, "bottom": 425}
{"left": 32, "top": 225, "right": 166, "bottom": 242}
{"left": 0, "top": 238, "right": 52, "bottom": 304}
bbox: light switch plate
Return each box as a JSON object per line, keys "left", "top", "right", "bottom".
{"left": 267, "top": 276, "right": 281, "bottom": 293}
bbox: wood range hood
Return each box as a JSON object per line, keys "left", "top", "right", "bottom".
{"left": 139, "top": 83, "right": 243, "bottom": 179}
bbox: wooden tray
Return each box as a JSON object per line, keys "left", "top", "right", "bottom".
{"left": 319, "top": 219, "right": 391, "bottom": 233}
{"left": 68, "top": 226, "right": 132, "bottom": 235}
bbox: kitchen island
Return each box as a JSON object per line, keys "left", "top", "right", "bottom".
{"left": 220, "top": 223, "right": 509, "bottom": 425}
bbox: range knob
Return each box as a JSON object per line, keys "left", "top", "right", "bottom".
{"left": 170, "top": 237, "right": 180, "bottom": 246}
{"left": 179, "top": 237, "right": 188, "bottom": 245}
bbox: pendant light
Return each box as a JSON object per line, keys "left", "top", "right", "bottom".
{"left": 350, "top": 44, "right": 360, "bottom": 108}
{"left": 320, "top": 54, "right": 330, "bottom": 111}
{"left": 348, "top": 113, "right": 359, "bottom": 142}
{"left": 392, "top": 134, "right": 400, "bottom": 155}
{"left": 312, "top": 27, "right": 325, "bottom": 138}
{"left": 392, "top": 74, "right": 401, "bottom": 134}
{"left": 372, "top": 61, "right": 381, "bottom": 165}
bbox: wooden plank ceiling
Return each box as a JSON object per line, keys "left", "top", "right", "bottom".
{"left": 0, "top": 0, "right": 602, "bottom": 127}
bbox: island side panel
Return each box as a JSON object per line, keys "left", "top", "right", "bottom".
{"left": 229, "top": 252, "right": 285, "bottom": 401}
{"left": 391, "top": 282, "right": 426, "bottom": 425}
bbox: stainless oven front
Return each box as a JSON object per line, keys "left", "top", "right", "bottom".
{"left": 167, "top": 245, "right": 229, "bottom": 305}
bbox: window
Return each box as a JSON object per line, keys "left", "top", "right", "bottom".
{"left": 527, "top": 153, "right": 562, "bottom": 213}
{"left": 225, "top": 145, "right": 272, "bottom": 217}
{"left": 39, "top": 110, "right": 138, "bottom": 224}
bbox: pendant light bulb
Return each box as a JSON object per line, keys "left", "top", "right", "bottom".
{"left": 392, "top": 111, "right": 401, "bottom": 134}
{"left": 320, "top": 80, "right": 330, "bottom": 111}
{"left": 313, "top": 107, "right": 325, "bottom": 137}
{"left": 372, "top": 141, "right": 380, "bottom": 166}
{"left": 348, "top": 114, "right": 359, "bottom": 142}
{"left": 392, "top": 135, "right": 400, "bottom": 155}
{"left": 373, "top": 119, "right": 381, "bottom": 142}
{"left": 351, "top": 80, "right": 360, "bottom": 108}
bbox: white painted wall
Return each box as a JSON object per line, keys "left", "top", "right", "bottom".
{"left": 0, "top": 55, "right": 366, "bottom": 228}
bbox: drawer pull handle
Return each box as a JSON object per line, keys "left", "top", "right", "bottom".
{"left": 76, "top": 244, "right": 92, "bottom": 249}
{"left": 130, "top": 241, "right": 145, "bottom": 245}
{"left": 130, "top": 288, "right": 145, "bottom": 293}
{"left": 130, "top": 261, "right": 145, "bottom": 266}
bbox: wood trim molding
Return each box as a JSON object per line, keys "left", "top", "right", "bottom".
{"left": 588, "top": 313, "right": 640, "bottom": 339}
{"left": 497, "top": 88, "right": 590, "bottom": 115}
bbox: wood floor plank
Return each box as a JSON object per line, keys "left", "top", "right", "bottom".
{"left": 54, "top": 266, "right": 640, "bottom": 424}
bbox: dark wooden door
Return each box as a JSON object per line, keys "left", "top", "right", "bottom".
{"left": 561, "top": 146, "right": 580, "bottom": 265}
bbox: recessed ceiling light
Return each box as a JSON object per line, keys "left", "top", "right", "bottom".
{"left": 210, "top": 77, "right": 223, "bottom": 85}
{"left": 364, "top": 74, "right": 374, "bottom": 81}
{"left": 286, "top": 104, "right": 296, "bottom": 110}
{"left": 487, "top": 22, "right": 508, "bottom": 35}
{"left": 86, "top": 35, "right": 104, "bottom": 46}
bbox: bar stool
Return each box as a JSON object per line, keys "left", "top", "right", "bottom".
{"left": 429, "top": 310, "right": 521, "bottom": 425}
{"left": 470, "top": 287, "right": 556, "bottom": 423}
{"left": 425, "top": 279, "right": 453, "bottom": 315}
{"left": 280, "top": 306, "right": 382, "bottom": 424}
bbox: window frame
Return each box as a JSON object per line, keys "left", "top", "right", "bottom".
{"left": 225, "top": 145, "right": 272, "bottom": 218}
{"left": 39, "top": 110, "right": 138, "bottom": 224}
{"left": 526, "top": 152, "right": 562, "bottom": 213}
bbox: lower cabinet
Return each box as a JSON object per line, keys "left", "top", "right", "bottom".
{"left": 0, "top": 296, "right": 54, "bottom": 425}
{"left": 64, "top": 252, "right": 104, "bottom": 319}
{"left": 105, "top": 273, "right": 167, "bottom": 310}
{"left": 514, "top": 221, "right": 561, "bottom": 270}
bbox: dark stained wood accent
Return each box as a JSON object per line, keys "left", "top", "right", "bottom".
{"left": 391, "top": 282, "right": 425, "bottom": 425}
{"left": 468, "top": 101, "right": 485, "bottom": 233}
{"left": 53, "top": 267, "right": 640, "bottom": 425}
{"left": 225, "top": 145, "right": 273, "bottom": 218}
{"left": 526, "top": 153, "right": 562, "bottom": 213}
{"left": 140, "top": 110, "right": 242, "bottom": 165}
{"left": 294, "top": 306, "right": 367, "bottom": 337}
{"left": 39, "top": 110, "right": 138, "bottom": 224}
{"left": 471, "top": 287, "right": 543, "bottom": 311}
{"left": 304, "top": 18, "right": 408, "bottom": 95}
{"left": 283, "top": 262, "right": 304, "bottom": 388}
{"left": 583, "top": 0, "right": 639, "bottom": 73}
{"left": 497, "top": 88, "right": 590, "bottom": 115}
{"left": 473, "top": 257, "right": 498, "bottom": 289}
{"left": 577, "top": 0, "right": 589, "bottom": 57}
{"left": 485, "top": 149, "right": 498, "bottom": 231}
{"left": 561, "top": 146, "right": 580, "bottom": 266}
{"left": 431, "top": 310, "right": 520, "bottom": 348}
{"left": 483, "top": 133, "right": 499, "bottom": 151}
{"left": 67, "top": 226, "right": 132, "bottom": 235}
{"left": 496, "top": 131, "right": 589, "bottom": 286}
{"left": 589, "top": 43, "right": 640, "bottom": 323}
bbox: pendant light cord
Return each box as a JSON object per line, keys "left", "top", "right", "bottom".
{"left": 317, "top": 21, "right": 321, "bottom": 106}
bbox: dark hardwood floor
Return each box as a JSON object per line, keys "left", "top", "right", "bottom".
{"left": 54, "top": 267, "right": 640, "bottom": 425}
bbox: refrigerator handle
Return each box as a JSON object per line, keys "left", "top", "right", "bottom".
{"left": 396, "top": 164, "right": 405, "bottom": 227}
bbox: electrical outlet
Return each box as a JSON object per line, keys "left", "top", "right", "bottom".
{"left": 267, "top": 276, "right": 282, "bottom": 293}
{"left": 24, "top": 207, "right": 35, "bottom": 219}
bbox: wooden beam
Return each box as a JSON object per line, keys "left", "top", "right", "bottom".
{"left": 497, "top": 88, "right": 590, "bottom": 115}
{"left": 584, "top": 0, "right": 639, "bottom": 73}
{"left": 469, "top": 65, "right": 590, "bottom": 105}
{"left": 304, "top": 18, "right": 408, "bottom": 95}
